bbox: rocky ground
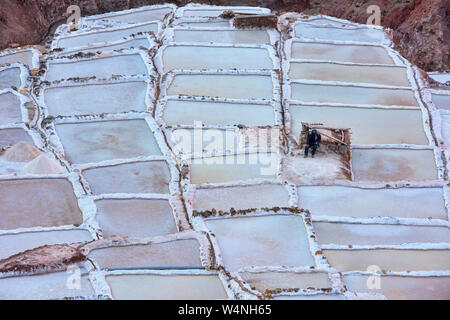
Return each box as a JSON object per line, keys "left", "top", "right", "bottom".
{"left": 0, "top": 0, "right": 448, "bottom": 72}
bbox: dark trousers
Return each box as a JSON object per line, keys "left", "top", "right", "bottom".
{"left": 304, "top": 144, "right": 317, "bottom": 156}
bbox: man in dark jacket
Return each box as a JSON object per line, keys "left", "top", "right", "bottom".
{"left": 304, "top": 127, "right": 321, "bottom": 158}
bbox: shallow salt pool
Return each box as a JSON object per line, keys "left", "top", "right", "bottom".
{"left": 189, "top": 153, "right": 279, "bottom": 184}
{"left": 61, "top": 38, "right": 150, "bottom": 55}
{"left": 46, "top": 54, "right": 148, "bottom": 81}
{"left": 298, "top": 186, "right": 447, "bottom": 220}
{"left": 289, "top": 63, "right": 410, "bottom": 87}
{"left": 431, "top": 94, "right": 450, "bottom": 110}
{"left": 352, "top": 149, "right": 438, "bottom": 182}
{"left": 106, "top": 274, "right": 228, "bottom": 300}
{"left": 89, "top": 240, "right": 202, "bottom": 269}
{"left": 0, "top": 91, "right": 22, "bottom": 125}
{"left": 45, "top": 81, "right": 148, "bottom": 116}
{"left": 86, "top": 6, "right": 172, "bottom": 24}
{"left": 0, "top": 50, "right": 34, "bottom": 68}
{"left": 173, "top": 30, "right": 270, "bottom": 44}
{"left": 55, "top": 120, "right": 161, "bottom": 164}
{"left": 206, "top": 215, "right": 314, "bottom": 271}
{"left": 291, "top": 83, "right": 418, "bottom": 106}
{"left": 82, "top": 161, "right": 170, "bottom": 194}
{"left": 167, "top": 74, "right": 273, "bottom": 100}
{"left": 56, "top": 22, "right": 158, "bottom": 49}
{"left": 193, "top": 184, "right": 290, "bottom": 212}
{"left": 162, "top": 46, "right": 273, "bottom": 72}
{"left": 163, "top": 100, "right": 275, "bottom": 126}
{"left": 0, "top": 128, "right": 34, "bottom": 147}
{"left": 0, "top": 178, "right": 83, "bottom": 230}
{"left": 290, "top": 42, "right": 394, "bottom": 65}
{"left": 0, "top": 67, "right": 21, "bottom": 90}
{"left": 289, "top": 105, "right": 428, "bottom": 145}
{"left": 183, "top": 8, "right": 265, "bottom": 17}
{"left": 240, "top": 272, "right": 331, "bottom": 292}
{"left": 95, "top": 198, "right": 177, "bottom": 238}
{"left": 295, "top": 24, "right": 386, "bottom": 44}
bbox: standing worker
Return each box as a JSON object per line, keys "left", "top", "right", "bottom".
{"left": 304, "top": 127, "right": 321, "bottom": 158}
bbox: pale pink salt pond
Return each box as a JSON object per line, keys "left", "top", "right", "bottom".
{"left": 0, "top": 128, "right": 33, "bottom": 148}
{"left": 0, "top": 178, "right": 83, "bottom": 230}
{"left": 0, "top": 91, "right": 22, "bottom": 125}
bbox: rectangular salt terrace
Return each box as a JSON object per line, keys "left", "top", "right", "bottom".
{"left": 289, "top": 105, "right": 428, "bottom": 145}
{"left": 0, "top": 50, "right": 34, "bottom": 68}
{"left": 0, "top": 178, "right": 83, "bottom": 230}
{"left": 0, "top": 271, "right": 94, "bottom": 300}
{"left": 0, "top": 128, "right": 33, "bottom": 146}
{"left": 106, "top": 274, "right": 228, "bottom": 300}
{"left": 173, "top": 30, "right": 270, "bottom": 44}
{"left": 289, "top": 63, "right": 411, "bottom": 87}
{"left": 177, "top": 22, "right": 231, "bottom": 28}
{"left": 441, "top": 114, "right": 450, "bottom": 143}
{"left": 193, "top": 184, "right": 290, "bottom": 212}
{"left": 206, "top": 215, "right": 314, "bottom": 271}
{"left": 163, "top": 100, "right": 275, "bottom": 126}
{"left": 352, "top": 149, "right": 438, "bottom": 182}
{"left": 0, "top": 92, "right": 22, "bottom": 125}
{"left": 0, "top": 67, "right": 21, "bottom": 90}
{"left": 162, "top": 46, "right": 273, "bottom": 72}
{"left": 95, "top": 199, "right": 177, "bottom": 238}
{"left": 298, "top": 186, "right": 447, "bottom": 219}
{"left": 432, "top": 93, "right": 450, "bottom": 110}
{"left": 295, "top": 24, "right": 386, "bottom": 44}
{"left": 189, "top": 153, "right": 279, "bottom": 184}
{"left": 86, "top": 7, "right": 172, "bottom": 23}
{"left": 82, "top": 161, "right": 170, "bottom": 194}
{"left": 291, "top": 42, "right": 394, "bottom": 65}
{"left": 183, "top": 8, "right": 265, "bottom": 17}
{"left": 274, "top": 294, "right": 347, "bottom": 300}
{"left": 55, "top": 120, "right": 161, "bottom": 164}
{"left": 56, "top": 23, "right": 158, "bottom": 49}
{"left": 240, "top": 272, "right": 331, "bottom": 292}
{"left": 323, "top": 249, "right": 450, "bottom": 272}
{"left": 62, "top": 38, "right": 150, "bottom": 55}
{"left": 89, "top": 240, "right": 201, "bottom": 269}
{"left": 45, "top": 81, "right": 147, "bottom": 116}
{"left": 167, "top": 74, "right": 273, "bottom": 100}
{"left": 171, "top": 128, "right": 240, "bottom": 154}
{"left": 343, "top": 275, "right": 450, "bottom": 300}
{"left": 313, "top": 222, "right": 450, "bottom": 246}
{"left": 46, "top": 54, "right": 148, "bottom": 82}
{"left": 291, "top": 83, "right": 418, "bottom": 106}
{"left": 0, "top": 229, "right": 92, "bottom": 260}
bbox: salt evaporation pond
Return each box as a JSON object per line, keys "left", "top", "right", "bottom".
{"left": 352, "top": 149, "right": 438, "bottom": 182}
{"left": 0, "top": 67, "right": 21, "bottom": 90}
{"left": 240, "top": 272, "right": 331, "bottom": 292}
{"left": 441, "top": 114, "right": 450, "bottom": 143}
{"left": 0, "top": 229, "right": 92, "bottom": 259}
{"left": 162, "top": 46, "right": 273, "bottom": 72}
{"left": 290, "top": 42, "right": 394, "bottom": 65}
{"left": 89, "top": 240, "right": 201, "bottom": 269}
{"left": 189, "top": 153, "right": 279, "bottom": 184}
{"left": 295, "top": 24, "right": 386, "bottom": 44}
{"left": 171, "top": 128, "right": 240, "bottom": 155}
{"left": 289, "top": 63, "right": 410, "bottom": 87}
{"left": 313, "top": 222, "right": 450, "bottom": 246}
{"left": 206, "top": 215, "right": 314, "bottom": 271}
{"left": 163, "top": 100, "right": 275, "bottom": 126}
{"left": 291, "top": 83, "right": 418, "bottom": 106}
{"left": 95, "top": 199, "right": 176, "bottom": 238}
{"left": 0, "top": 178, "right": 83, "bottom": 230}
{"left": 45, "top": 81, "right": 147, "bottom": 116}
{"left": 46, "top": 54, "right": 148, "bottom": 81}
{"left": 0, "top": 128, "right": 34, "bottom": 146}
{"left": 168, "top": 74, "right": 273, "bottom": 100}
{"left": 106, "top": 274, "right": 228, "bottom": 300}
{"left": 0, "top": 50, "right": 34, "bottom": 68}
{"left": 0, "top": 92, "right": 22, "bottom": 125}
{"left": 85, "top": 6, "right": 172, "bottom": 24}
{"left": 274, "top": 294, "right": 347, "bottom": 300}
{"left": 0, "top": 271, "right": 94, "bottom": 300}
{"left": 82, "top": 161, "right": 170, "bottom": 194}
{"left": 431, "top": 93, "right": 450, "bottom": 110}
{"left": 173, "top": 30, "right": 270, "bottom": 44}
{"left": 298, "top": 186, "right": 447, "bottom": 219}
{"left": 61, "top": 38, "right": 150, "bottom": 55}
{"left": 324, "top": 249, "right": 450, "bottom": 272}
{"left": 343, "top": 275, "right": 450, "bottom": 300}
{"left": 183, "top": 8, "right": 265, "bottom": 17}
{"left": 55, "top": 120, "right": 161, "bottom": 164}
{"left": 194, "top": 184, "right": 290, "bottom": 212}
{"left": 289, "top": 105, "right": 428, "bottom": 145}
{"left": 176, "top": 21, "right": 231, "bottom": 28}
{"left": 55, "top": 22, "right": 158, "bottom": 49}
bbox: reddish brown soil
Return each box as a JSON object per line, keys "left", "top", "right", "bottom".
{"left": 0, "top": 0, "right": 448, "bottom": 71}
